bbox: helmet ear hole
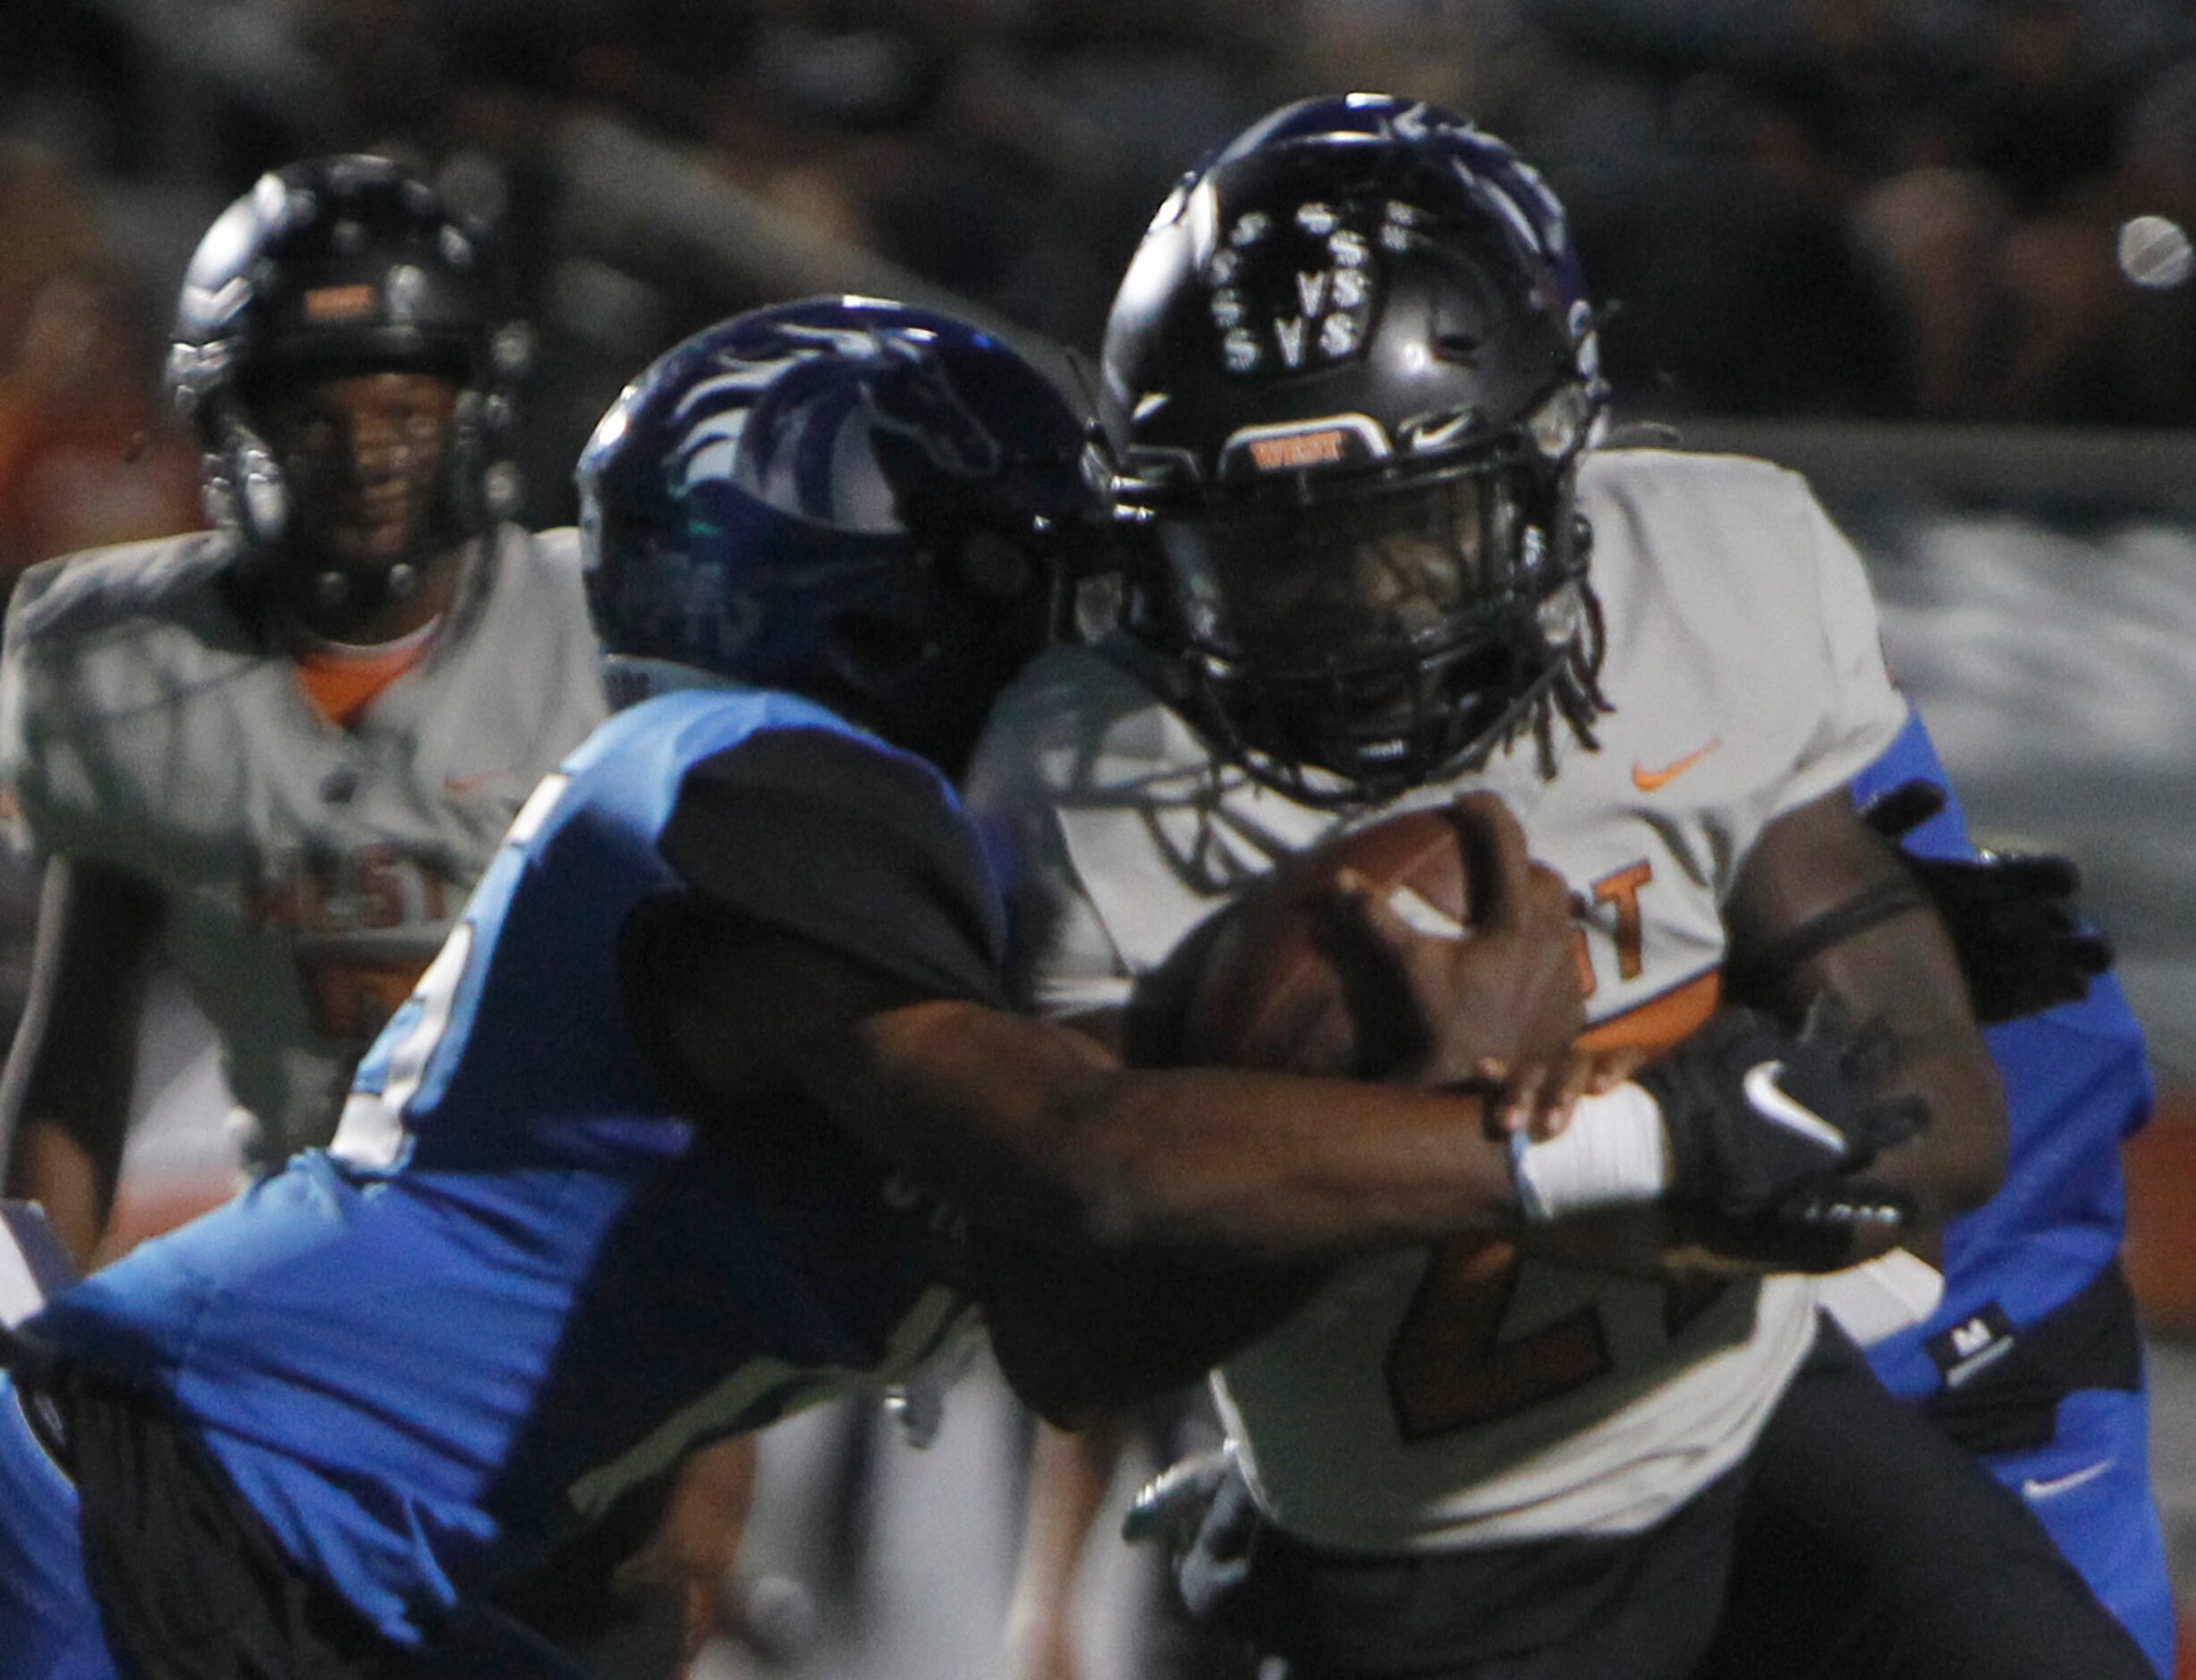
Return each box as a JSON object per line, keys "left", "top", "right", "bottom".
{"left": 224, "top": 416, "right": 290, "bottom": 549}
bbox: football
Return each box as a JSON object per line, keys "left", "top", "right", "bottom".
{"left": 1132, "top": 806, "right": 1480, "bottom": 1079}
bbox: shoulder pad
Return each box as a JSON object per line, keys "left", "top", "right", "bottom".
{"left": 6, "top": 533, "right": 239, "bottom": 651}
{"left": 1580, "top": 445, "right": 1802, "bottom": 499}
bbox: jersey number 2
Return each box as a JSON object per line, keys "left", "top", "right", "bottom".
{"left": 1383, "top": 1235, "right": 1610, "bottom": 1439}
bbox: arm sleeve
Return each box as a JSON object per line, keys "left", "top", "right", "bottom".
{"left": 657, "top": 725, "right": 1010, "bottom": 1010}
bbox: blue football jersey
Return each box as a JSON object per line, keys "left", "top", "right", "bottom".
{"left": 1849, "top": 710, "right": 2154, "bottom": 1396}
{"left": 29, "top": 687, "right": 996, "bottom": 1647}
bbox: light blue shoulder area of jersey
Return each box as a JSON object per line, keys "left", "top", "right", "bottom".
{"left": 29, "top": 683, "right": 979, "bottom": 1648}
{"left": 1853, "top": 709, "right": 2154, "bottom": 1396}
{"left": 350, "top": 683, "right": 888, "bottom": 1136}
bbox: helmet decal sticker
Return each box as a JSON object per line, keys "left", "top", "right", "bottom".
{"left": 1210, "top": 203, "right": 1380, "bottom": 378}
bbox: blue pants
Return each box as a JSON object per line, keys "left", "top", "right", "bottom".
{"left": 0, "top": 1370, "right": 121, "bottom": 1680}
{"left": 1977, "top": 1383, "right": 2175, "bottom": 1677}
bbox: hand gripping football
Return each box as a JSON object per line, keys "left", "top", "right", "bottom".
{"left": 1130, "top": 806, "right": 1481, "bottom": 1079}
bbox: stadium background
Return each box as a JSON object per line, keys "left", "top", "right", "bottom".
{"left": 5, "top": 1, "right": 2196, "bottom": 1675}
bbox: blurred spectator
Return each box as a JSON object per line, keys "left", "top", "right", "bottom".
{"left": 0, "top": 141, "right": 109, "bottom": 376}
{"left": 0, "top": 147, "right": 199, "bottom": 1049}
{"left": 0, "top": 267, "right": 201, "bottom": 591}
{"left": 1853, "top": 165, "right": 2016, "bottom": 418}
{"left": 1506, "top": 0, "right": 2196, "bottom": 421}
{"left": 1855, "top": 55, "right": 2196, "bottom": 424}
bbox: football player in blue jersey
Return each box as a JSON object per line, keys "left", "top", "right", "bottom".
{"left": 1826, "top": 714, "right": 2172, "bottom": 1674}
{"left": 0, "top": 297, "right": 1914, "bottom": 1678}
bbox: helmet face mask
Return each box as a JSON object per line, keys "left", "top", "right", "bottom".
{"left": 1099, "top": 96, "right": 1610, "bottom": 802}
{"left": 578, "top": 298, "right": 1090, "bottom": 776}
{"left": 249, "top": 369, "right": 464, "bottom": 608}
{"left": 1147, "top": 460, "right": 1584, "bottom": 796}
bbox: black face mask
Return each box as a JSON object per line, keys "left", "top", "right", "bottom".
{"left": 233, "top": 368, "right": 472, "bottom": 635}
{"left": 1136, "top": 463, "right": 1594, "bottom": 801}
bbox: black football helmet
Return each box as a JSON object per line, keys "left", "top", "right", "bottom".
{"left": 1099, "top": 95, "right": 1610, "bottom": 803}
{"left": 578, "top": 296, "right": 1091, "bottom": 777}
{"left": 166, "top": 155, "right": 530, "bottom": 606}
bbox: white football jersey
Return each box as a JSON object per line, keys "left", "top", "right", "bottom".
{"left": 0, "top": 525, "right": 608, "bottom": 1171}
{"left": 965, "top": 449, "right": 1909, "bottom": 1550}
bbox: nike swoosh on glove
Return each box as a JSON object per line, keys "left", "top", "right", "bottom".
{"left": 1641, "top": 998, "right": 1929, "bottom": 1220}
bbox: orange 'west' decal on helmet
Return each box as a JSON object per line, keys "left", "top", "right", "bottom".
{"left": 1248, "top": 428, "right": 1348, "bottom": 471}
{"left": 303, "top": 284, "right": 377, "bottom": 322}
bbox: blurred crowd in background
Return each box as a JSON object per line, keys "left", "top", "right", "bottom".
{"left": 11, "top": 0, "right": 2196, "bottom": 506}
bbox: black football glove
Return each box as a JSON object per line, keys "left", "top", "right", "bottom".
{"left": 1641, "top": 1000, "right": 1928, "bottom": 1226}
{"left": 1861, "top": 779, "right": 2112, "bottom": 1024}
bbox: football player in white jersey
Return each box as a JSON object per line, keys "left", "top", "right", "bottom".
{"left": 967, "top": 97, "right": 2153, "bottom": 1678}
{"left": 0, "top": 155, "right": 607, "bottom": 1266}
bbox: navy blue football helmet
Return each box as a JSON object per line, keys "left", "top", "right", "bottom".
{"left": 1101, "top": 95, "right": 1610, "bottom": 802}
{"left": 579, "top": 297, "right": 1091, "bottom": 776}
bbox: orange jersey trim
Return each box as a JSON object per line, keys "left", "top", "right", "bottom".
{"left": 1576, "top": 969, "right": 1722, "bottom": 1057}
{"left": 293, "top": 639, "right": 432, "bottom": 729}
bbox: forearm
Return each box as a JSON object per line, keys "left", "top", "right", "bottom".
{"left": 1851, "top": 1039, "right": 2005, "bottom": 1233}
{"left": 1725, "top": 792, "right": 2007, "bottom": 1246}
{"left": 1067, "top": 1065, "right": 1525, "bottom": 1252}
{"left": 1772, "top": 905, "right": 2005, "bottom": 1233}
{"left": 852, "top": 1000, "right": 1523, "bottom": 1259}
{"left": 0, "top": 857, "right": 165, "bottom": 1267}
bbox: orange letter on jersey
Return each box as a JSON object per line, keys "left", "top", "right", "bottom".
{"left": 1592, "top": 861, "right": 1653, "bottom": 981}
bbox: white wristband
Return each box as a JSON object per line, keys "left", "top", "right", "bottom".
{"left": 1817, "top": 1249, "right": 1947, "bottom": 1345}
{"left": 1510, "top": 1083, "right": 1670, "bottom": 1222}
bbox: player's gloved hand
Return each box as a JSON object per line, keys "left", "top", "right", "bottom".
{"left": 1861, "top": 778, "right": 2113, "bottom": 1023}
{"left": 1641, "top": 998, "right": 1928, "bottom": 1222}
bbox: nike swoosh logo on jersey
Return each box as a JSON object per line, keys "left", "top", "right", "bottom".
{"left": 1632, "top": 741, "right": 1721, "bottom": 793}
{"left": 1742, "top": 1061, "right": 1846, "bottom": 1153}
{"left": 445, "top": 770, "right": 512, "bottom": 797}
{"left": 2021, "top": 1459, "right": 2114, "bottom": 1501}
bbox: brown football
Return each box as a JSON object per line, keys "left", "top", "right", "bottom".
{"left": 1131, "top": 807, "right": 1480, "bottom": 1079}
